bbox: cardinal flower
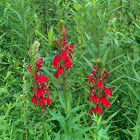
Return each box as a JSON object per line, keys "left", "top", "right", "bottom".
{"left": 52, "top": 54, "right": 60, "bottom": 68}
{"left": 100, "top": 97, "right": 111, "bottom": 108}
{"left": 60, "top": 52, "right": 68, "bottom": 60}
{"left": 90, "top": 95, "right": 99, "bottom": 104}
{"left": 64, "top": 59, "right": 73, "bottom": 69}
{"left": 52, "top": 26, "right": 74, "bottom": 79}
{"left": 87, "top": 61, "right": 115, "bottom": 115}
{"left": 57, "top": 66, "right": 64, "bottom": 74}
{"left": 29, "top": 41, "right": 52, "bottom": 108}
{"left": 31, "top": 94, "right": 38, "bottom": 104}
{"left": 93, "top": 106, "right": 101, "bottom": 114}
{"left": 37, "top": 74, "right": 49, "bottom": 83}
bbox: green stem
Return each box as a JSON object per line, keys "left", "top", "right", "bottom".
{"left": 64, "top": 82, "right": 69, "bottom": 135}
{"left": 40, "top": 108, "right": 47, "bottom": 140}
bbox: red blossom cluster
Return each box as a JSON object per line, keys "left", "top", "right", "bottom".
{"left": 88, "top": 64, "right": 114, "bottom": 115}
{"left": 29, "top": 48, "right": 52, "bottom": 107}
{"left": 52, "top": 27, "right": 75, "bottom": 79}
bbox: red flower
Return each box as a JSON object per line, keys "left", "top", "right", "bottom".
{"left": 52, "top": 54, "right": 60, "bottom": 68}
{"left": 87, "top": 75, "right": 96, "bottom": 88}
{"left": 53, "top": 71, "right": 59, "bottom": 79}
{"left": 88, "top": 108, "right": 93, "bottom": 116}
{"left": 60, "top": 52, "right": 68, "bottom": 60}
{"left": 64, "top": 59, "right": 73, "bottom": 69}
{"left": 31, "top": 94, "right": 38, "bottom": 104}
{"left": 93, "top": 106, "right": 101, "bottom": 114}
{"left": 36, "top": 88, "right": 45, "bottom": 97}
{"left": 45, "top": 97, "right": 53, "bottom": 105}
{"left": 28, "top": 65, "right": 32, "bottom": 72}
{"left": 45, "top": 87, "right": 52, "bottom": 95}
{"left": 90, "top": 95, "right": 99, "bottom": 104}
{"left": 98, "top": 81, "right": 103, "bottom": 87}
{"left": 93, "top": 65, "right": 97, "bottom": 70}
{"left": 64, "top": 44, "right": 75, "bottom": 54}
{"left": 39, "top": 97, "right": 52, "bottom": 106}
{"left": 39, "top": 97, "right": 45, "bottom": 106}
{"left": 57, "top": 66, "right": 64, "bottom": 74}
{"left": 54, "top": 40, "right": 60, "bottom": 49}
{"left": 69, "top": 45, "right": 75, "bottom": 49}
{"left": 88, "top": 89, "right": 97, "bottom": 96}
{"left": 100, "top": 97, "right": 111, "bottom": 108}
{"left": 36, "top": 59, "right": 43, "bottom": 71}
{"left": 69, "top": 53, "right": 74, "bottom": 61}
{"left": 104, "top": 87, "right": 114, "bottom": 97}
{"left": 37, "top": 74, "right": 49, "bottom": 83}
{"left": 104, "top": 70, "right": 109, "bottom": 76}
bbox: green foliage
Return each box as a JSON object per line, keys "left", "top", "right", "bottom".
{"left": 0, "top": 0, "right": 139, "bottom": 139}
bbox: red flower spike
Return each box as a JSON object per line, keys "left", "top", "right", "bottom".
{"left": 65, "top": 45, "right": 73, "bottom": 54}
{"left": 39, "top": 97, "right": 45, "bottom": 106}
{"left": 87, "top": 64, "right": 114, "bottom": 115}
{"left": 52, "top": 27, "right": 74, "bottom": 79}
{"left": 29, "top": 42, "right": 52, "bottom": 108}
{"left": 36, "top": 63, "right": 43, "bottom": 69}
{"left": 92, "top": 70, "right": 95, "bottom": 74}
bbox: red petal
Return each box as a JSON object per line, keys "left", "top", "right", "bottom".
{"left": 69, "top": 45, "right": 75, "bottom": 48}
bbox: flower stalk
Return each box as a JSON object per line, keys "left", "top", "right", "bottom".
{"left": 28, "top": 41, "right": 52, "bottom": 139}
{"left": 52, "top": 25, "right": 75, "bottom": 135}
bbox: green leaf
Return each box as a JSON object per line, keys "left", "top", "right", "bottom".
{"left": 101, "top": 110, "right": 120, "bottom": 125}
{"left": 132, "top": 65, "right": 140, "bottom": 82}
{"left": 70, "top": 112, "right": 86, "bottom": 124}
{"left": 127, "top": 83, "right": 140, "bottom": 102}
{"left": 48, "top": 25, "right": 54, "bottom": 47}
{"left": 83, "top": 56, "right": 93, "bottom": 68}
{"left": 102, "top": 50, "right": 109, "bottom": 64}
{"left": 70, "top": 104, "right": 86, "bottom": 113}
{"left": 4, "top": 71, "right": 11, "bottom": 81}
{"left": 54, "top": 131, "right": 61, "bottom": 140}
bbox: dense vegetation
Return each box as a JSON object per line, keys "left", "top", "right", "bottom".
{"left": 0, "top": 0, "right": 140, "bottom": 139}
